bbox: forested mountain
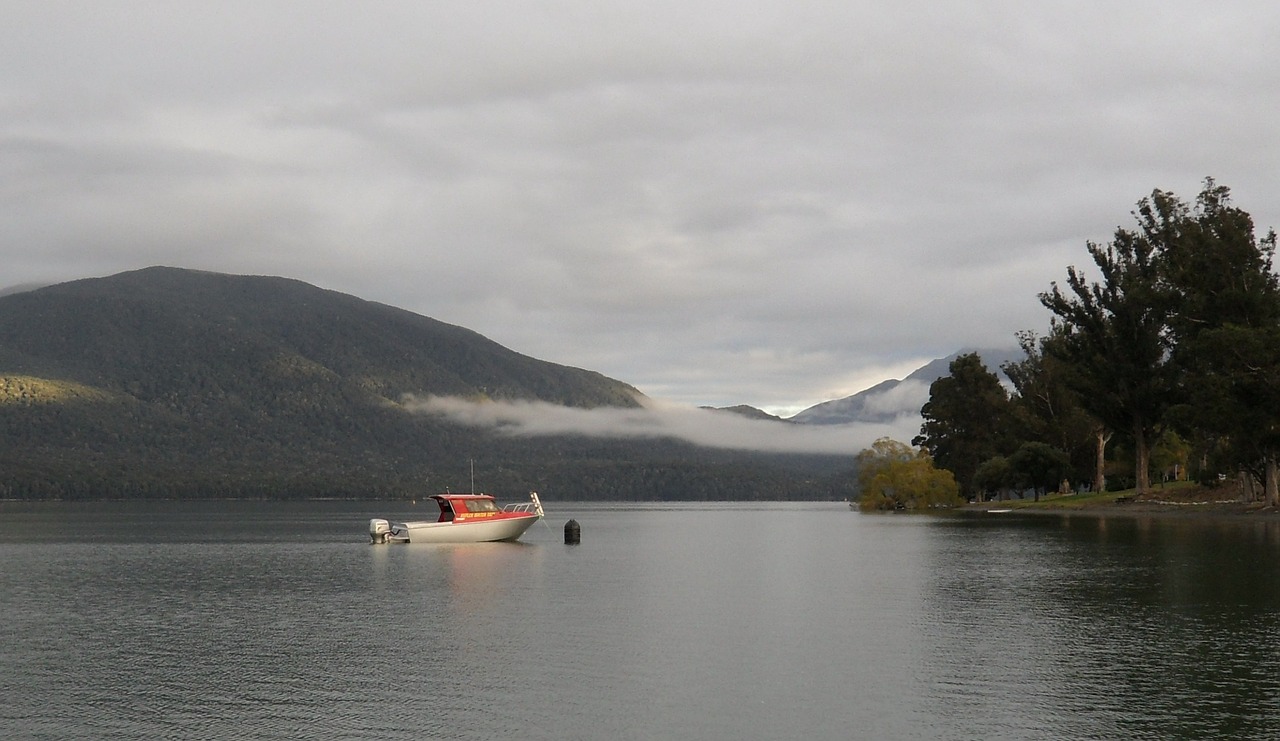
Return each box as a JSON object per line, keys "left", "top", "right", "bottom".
{"left": 0, "top": 267, "right": 641, "bottom": 408}
{"left": 0, "top": 267, "right": 854, "bottom": 500}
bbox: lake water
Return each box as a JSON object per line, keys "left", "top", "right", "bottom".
{"left": 3, "top": 500, "right": 1280, "bottom": 740}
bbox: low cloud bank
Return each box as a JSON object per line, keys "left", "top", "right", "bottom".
{"left": 403, "top": 395, "right": 922, "bottom": 456}
{"left": 859, "top": 379, "right": 931, "bottom": 418}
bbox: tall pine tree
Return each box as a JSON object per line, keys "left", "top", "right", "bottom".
{"left": 1160, "top": 180, "right": 1280, "bottom": 503}
{"left": 1040, "top": 195, "right": 1178, "bottom": 496}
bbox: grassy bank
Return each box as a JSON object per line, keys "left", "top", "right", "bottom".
{"left": 965, "top": 480, "right": 1278, "bottom": 517}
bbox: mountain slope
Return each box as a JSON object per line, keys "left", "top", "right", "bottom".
{"left": 789, "top": 348, "right": 1020, "bottom": 426}
{"left": 0, "top": 267, "right": 853, "bottom": 500}
{"left": 0, "top": 266, "right": 641, "bottom": 409}
{"left": 705, "top": 405, "right": 789, "bottom": 422}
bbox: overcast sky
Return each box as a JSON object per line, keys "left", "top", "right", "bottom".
{"left": 5, "top": 2, "right": 1278, "bottom": 417}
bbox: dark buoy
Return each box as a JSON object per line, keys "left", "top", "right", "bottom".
{"left": 564, "top": 519, "right": 581, "bottom": 545}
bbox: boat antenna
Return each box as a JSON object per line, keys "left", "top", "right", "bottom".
{"left": 470, "top": 458, "right": 475, "bottom": 494}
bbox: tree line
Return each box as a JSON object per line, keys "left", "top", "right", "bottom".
{"left": 861, "top": 179, "right": 1280, "bottom": 509}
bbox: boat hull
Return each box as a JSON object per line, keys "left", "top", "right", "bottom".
{"left": 394, "top": 513, "right": 540, "bottom": 543}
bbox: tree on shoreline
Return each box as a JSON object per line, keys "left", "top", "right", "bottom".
{"left": 906, "top": 181, "right": 1279, "bottom": 503}
{"left": 856, "top": 437, "right": 962, "bottom": 511}
{"left": 1016, "top": 179, "right": 1280, "bottom": 501}
{"left": 913, "top": 353, "right": 1017, "bottom": 499}
{"left": 1158, "top": 181, "right": 1280, "bottom": 504}
{"left": 1002, "top": 330, "right": 1099, "bottom": 492}
{"left": 1040, "top": 192, "right": 1180, "bottom": 496}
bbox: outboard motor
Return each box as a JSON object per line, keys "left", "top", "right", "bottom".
{"left": 369, "top": 518, "right": 392, "bottom": 544}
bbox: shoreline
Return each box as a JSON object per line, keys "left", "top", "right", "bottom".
{"left": 965, "top": 491, "right": 1280, "bottom": 521}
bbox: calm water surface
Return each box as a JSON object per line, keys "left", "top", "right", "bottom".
{"left": 3, "top": 500, "right": 1280, "bottom": 740}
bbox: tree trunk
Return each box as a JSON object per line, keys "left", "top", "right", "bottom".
{"left": 1240, "top": 470, "right": 1257, "bottom": 503}
{"left": 1267, "top": 455, "right": 1279, "bottom": 508}
{"left": 1094, "top": 427, "right": 1109, "bottom": 493}
{"left": 1134, "top": 423, "right": 1151, "bottom": 496}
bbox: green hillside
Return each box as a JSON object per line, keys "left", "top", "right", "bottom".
{"left": 0, "top": 268, "right": 855, "bottom": 500}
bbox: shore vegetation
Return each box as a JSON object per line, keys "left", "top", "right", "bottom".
{"left": 865, "top": 179, "right": 1280, "bottom": 514}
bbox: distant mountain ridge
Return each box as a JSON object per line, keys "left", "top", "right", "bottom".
{"left": 0, "top": 282, "right": 45, "bottom": 298}
{"left": 705, "top": 405, "right": 789, "bottom": 422}
{"left": 789, "top": 349, "right": 1019, "bottom": 426}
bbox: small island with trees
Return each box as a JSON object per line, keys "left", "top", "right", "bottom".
{"left": 857, "top": 179, "right": 1280, "bottom": 515}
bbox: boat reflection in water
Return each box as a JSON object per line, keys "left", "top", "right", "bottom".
{"left": 369, "top": 492, "right": 544, "bottom": 544}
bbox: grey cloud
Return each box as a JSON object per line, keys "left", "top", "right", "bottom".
{"left": 3, "top": 2, "right": 1278, "bottom": 416}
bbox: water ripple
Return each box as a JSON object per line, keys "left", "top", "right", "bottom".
{"left": 5, "top": 503, "right": 1280, "bottom": 739}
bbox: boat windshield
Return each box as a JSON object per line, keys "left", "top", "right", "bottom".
{"left": 461, "top": 499, "right": 499, "bottom": 513}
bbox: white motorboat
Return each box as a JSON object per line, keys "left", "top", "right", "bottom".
{"left": 370, "top": 491, "right": 544, "bottom": 544}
